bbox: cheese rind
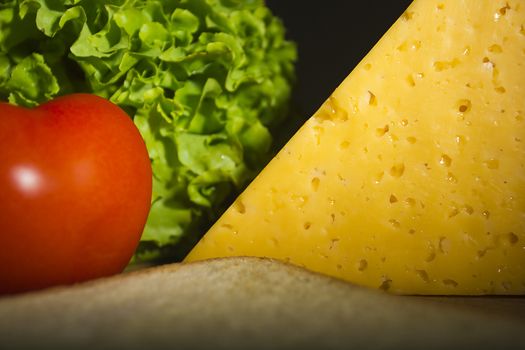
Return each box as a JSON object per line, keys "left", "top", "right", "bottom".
{"left": 185, "top": 0, "right": 525, "bottom": 295}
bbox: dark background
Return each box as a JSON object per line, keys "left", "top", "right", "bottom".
{"left": 266, "top": 1, "right": 413, "bottom": 118}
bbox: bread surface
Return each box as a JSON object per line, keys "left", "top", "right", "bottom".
{"left": 0, "top": 257, "right": 524, "bottom": 349}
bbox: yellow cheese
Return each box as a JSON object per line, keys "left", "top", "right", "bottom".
{"left": 185, "top": 0, "right": 525, "bottom": 295}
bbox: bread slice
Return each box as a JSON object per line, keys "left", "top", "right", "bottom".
{"left": 0, "top": 257, "right": 524, "bottom": 349}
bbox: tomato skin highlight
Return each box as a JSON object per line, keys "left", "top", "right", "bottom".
{"left": 0, "top": 94, "right": 152, "bottom": 294}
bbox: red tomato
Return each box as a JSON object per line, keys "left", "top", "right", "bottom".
{"left": 0, "top": 94, "right": 152, "bottom": 294}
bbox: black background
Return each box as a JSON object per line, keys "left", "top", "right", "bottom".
{"left": 266, "top": 1, "right": 413, "bottom": 117}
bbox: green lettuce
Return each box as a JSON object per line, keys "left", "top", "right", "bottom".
{"left": 0, "top": 0, "right": 296, "bottom": 261}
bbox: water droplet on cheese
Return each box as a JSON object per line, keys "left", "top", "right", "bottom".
{"left": 447, "top": 172, "right": 458, "bottom": 183}
{"left": 389, "top": 194, "right": 398, "bottom": 203}
{"left": 464, "top": 205, "right": 474, "bottom": 215}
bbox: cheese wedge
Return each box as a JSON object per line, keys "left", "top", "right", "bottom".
{"left": 185, "top": 0, "right": 525, "bottom": 295}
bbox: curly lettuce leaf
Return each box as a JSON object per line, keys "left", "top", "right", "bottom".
{"left": 0, "top": 0, "right": 297, "bottom": 262}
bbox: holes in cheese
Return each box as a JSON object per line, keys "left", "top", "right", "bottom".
{"left": 233, "top": 199, "right": 246, "bottom": 214}
{"left": 416, "top": 269, "right": 430, "bottom": 283}
{"left": 488, "top": 44, "right": 503, "bottom": 53}
{"left": 457, "top": 100, "right": 472, "bottom": 114}
{"left": 406, "top": 136, "right": 417, "bottom": 144}
{"left": 433, "top": 59, "right": 460, "bottom": 72}
{"left": 389, "top": 163, "right": 405, "bottom": 178}
{"left": 389, "top": 194, "right": 398, "bottom": 203}
{"left": 185, "top": 0, "right": 525, "bottom": 295}
{"left": 443, "top": 279, "right": 459, "bottom": 287}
